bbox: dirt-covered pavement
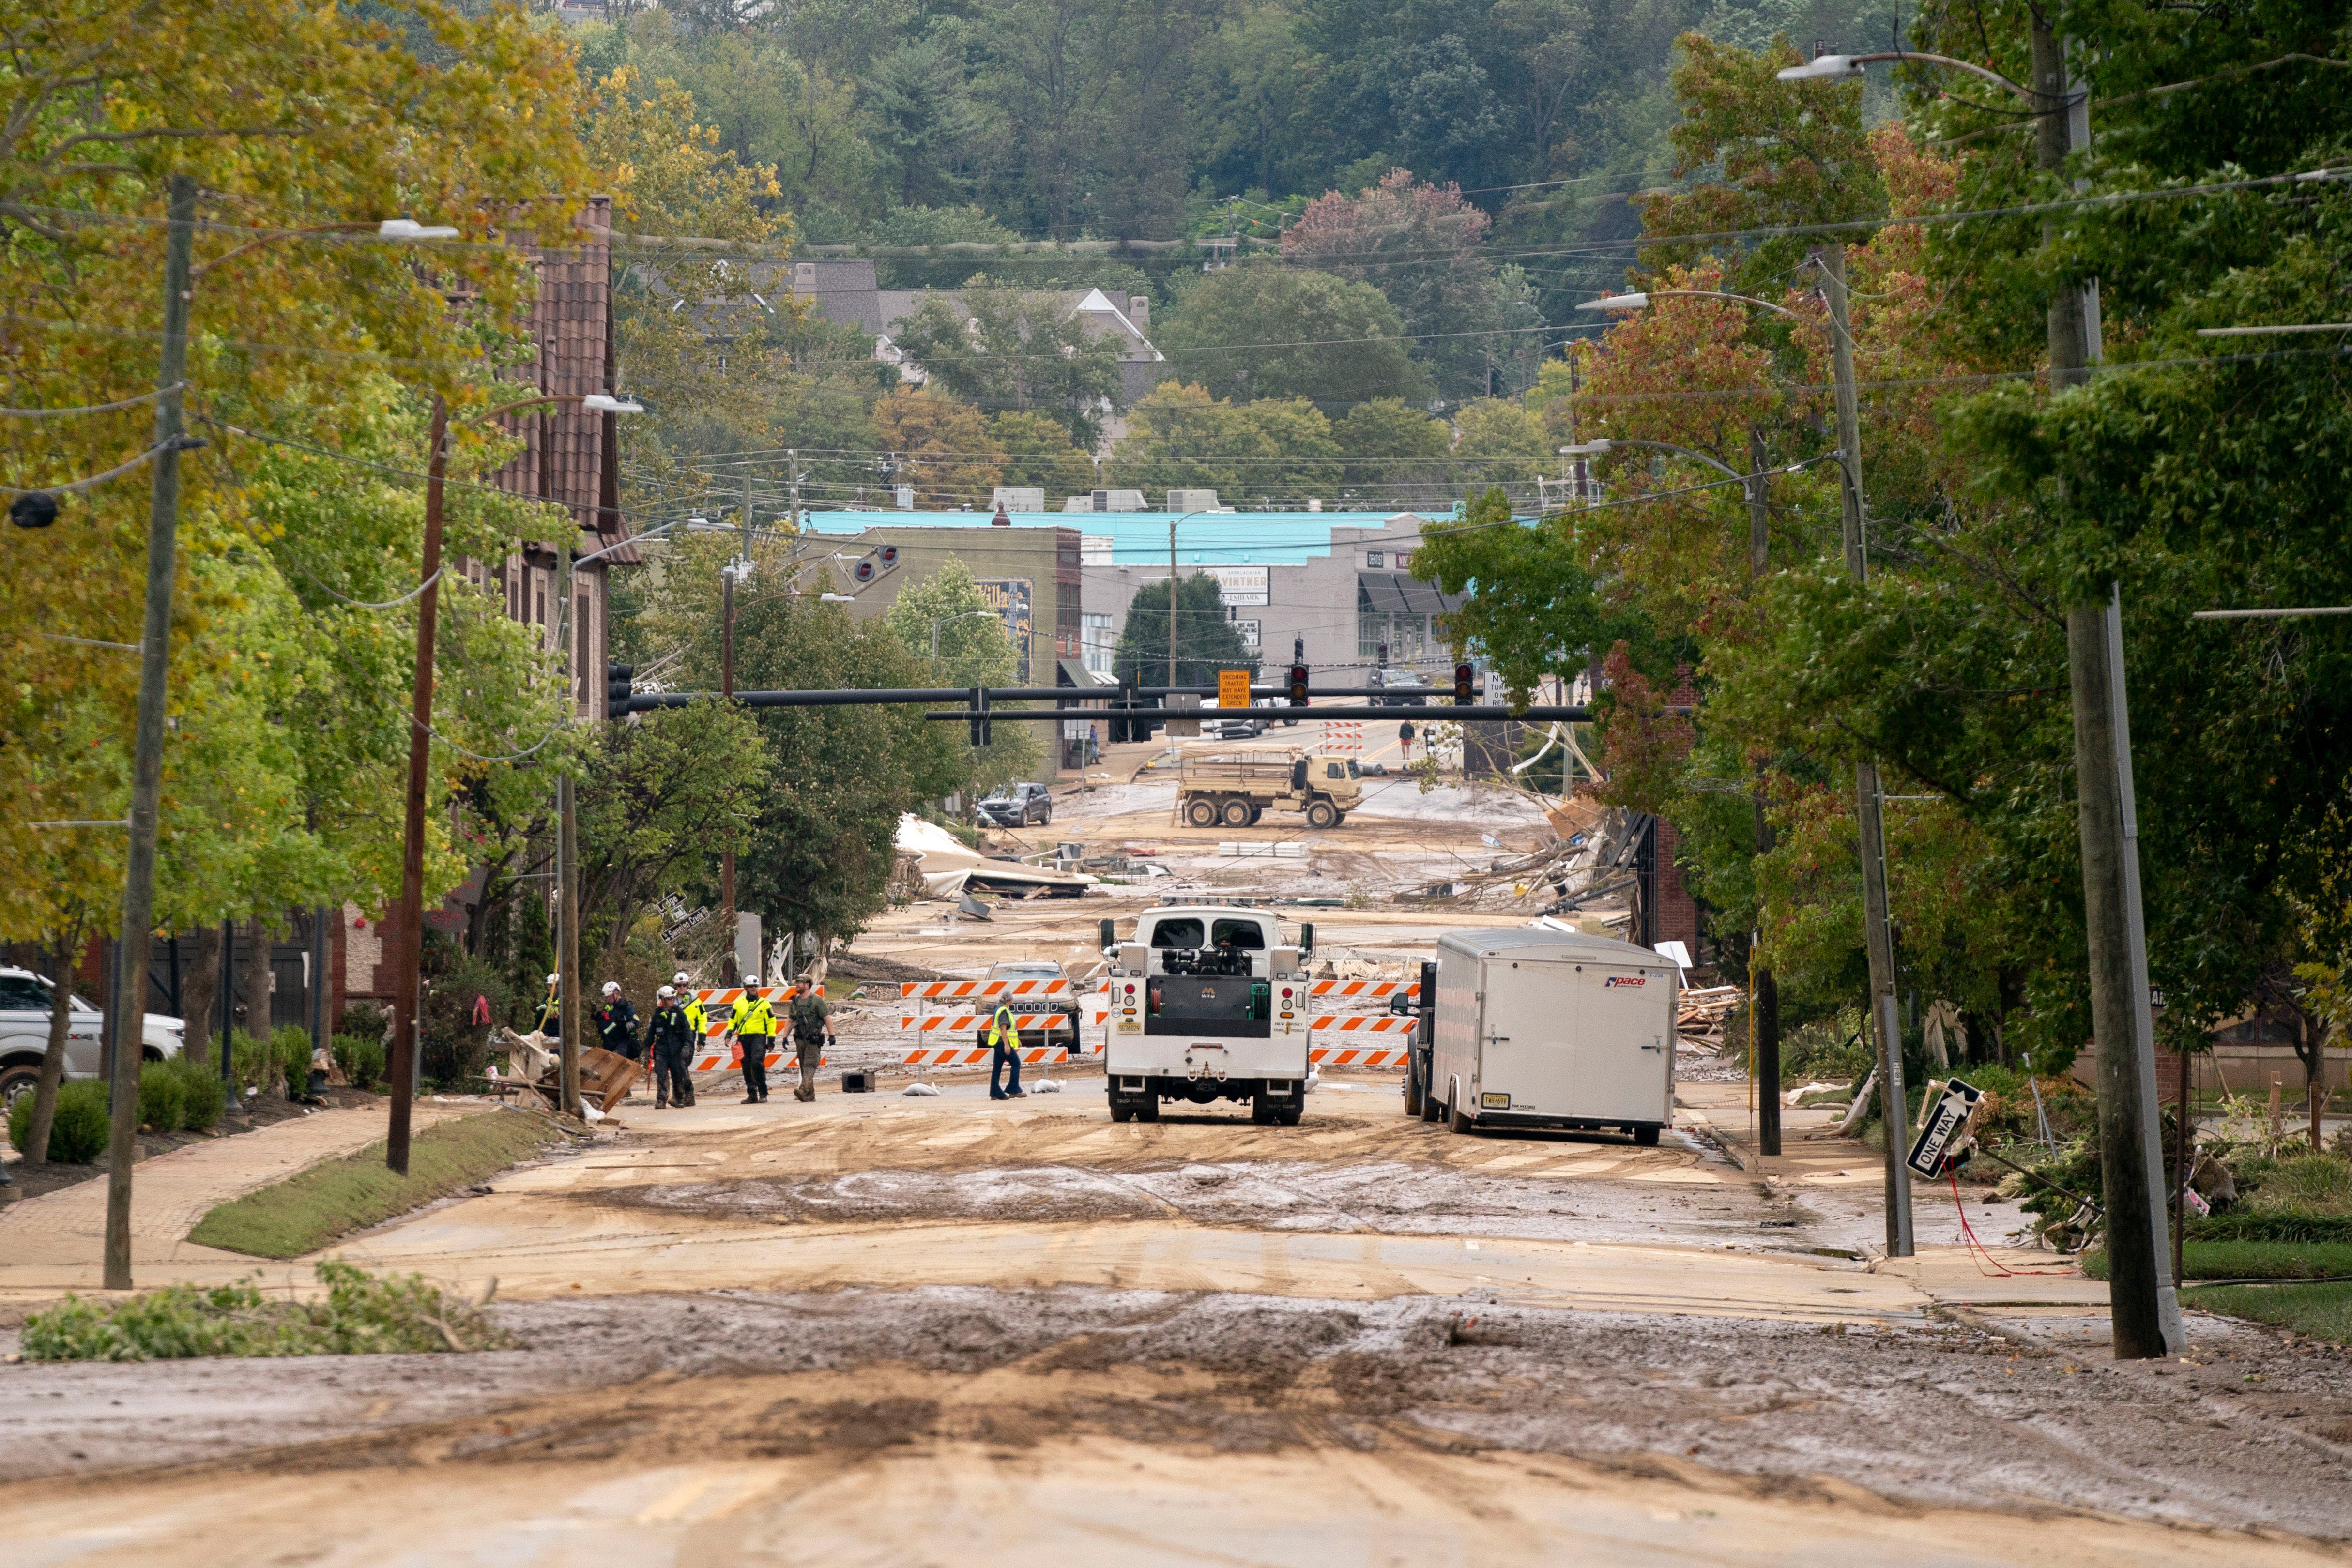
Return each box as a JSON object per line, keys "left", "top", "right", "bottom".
{"left": 8, "top": 1082, "right": 2352, "bottom": 1563}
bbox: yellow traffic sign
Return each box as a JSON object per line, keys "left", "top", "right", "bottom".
{"left": 1218, "top": 669, "right": 1251, "bottom": 709}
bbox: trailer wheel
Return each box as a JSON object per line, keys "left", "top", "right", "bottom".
{"left": 1109, "top": 1096, "right": 1133, "bottom": 1124}
{"left": 1184, "top": 798, "right": 1219, "bottom": 827}
{"left": 1133, "top": 1093, "right": 1159, "bottom": 1123}
{"left": 1447, "top": 1095, "right": 1473, "bottom": 1135}
{"left": 1278, "top": 1103, "right": 1302, "bottom": 1126}
{"left": 1304, "top": 799, "right": 1339, "bottom": 829}
{"left": 1633, "top": 1124, "right": 1660, "bottom": 1146}
{"left": 1221, "top": 797, "right": 1253, "bottom": 829}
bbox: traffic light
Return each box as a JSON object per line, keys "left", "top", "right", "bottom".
{"left": 606, "top": 662, "right": 635, "bottom": 714}
{"left": 1377, "top": 641, "right": 1389, "bottom": 665}
{"left": 1287, "top": 663, "right": 1310, "bottom": 707}
{"left": 1454, "top": 662, "right": 1474, "bottom": 704}
{"left": 852, "top": 543, "right": 902, "bottom": 585}
{"left": 966, "top": 685, "right": 992, "bottom": 747}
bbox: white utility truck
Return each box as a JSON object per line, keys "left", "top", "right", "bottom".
{"left": 1419, "top": 927, "right": 1675, "bottom": 1143}
{"left": 1099, "top": 905, "right": 1313, "bottom": 1124}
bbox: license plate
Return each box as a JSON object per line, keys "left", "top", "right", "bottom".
{"left": 1481, "top": 1092, "right": 1510, "bottom": 1109}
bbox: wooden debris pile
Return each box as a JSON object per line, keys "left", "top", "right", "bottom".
{"left": 1677, "top": 985, "right": 1745, "bottom": 1053}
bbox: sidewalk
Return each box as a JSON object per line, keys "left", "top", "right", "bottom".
{"left": 0, "top": 1098, "right": 487, "bottom": 1290}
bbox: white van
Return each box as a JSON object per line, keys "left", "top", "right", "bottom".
{"left": 1423, "top": 928, "right": 1675, "bottom": 1143}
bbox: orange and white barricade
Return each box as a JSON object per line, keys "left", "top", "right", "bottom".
{"left": 898, "top": 977, "right": 1105, "bottom": 1066}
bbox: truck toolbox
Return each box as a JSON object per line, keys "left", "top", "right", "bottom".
{"left": 1422, "top": 927, "right": 1677, "bottom": 1144}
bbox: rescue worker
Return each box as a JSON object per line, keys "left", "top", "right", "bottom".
{"left": 787, "top": 981, "right": 831, "bottom": 1103}
{"left": 986, "top": 1001, "right": 1026, "bottom": 1100}
{"left": 533, "top": 973, "right": 562, "bottom": 1040}
{"left": 729, "top": 975, "right": 777, "bottom": 1104}
{"left": 646, "top": 985, "right": 695, "bottom": 1109}
{"left": 674, "top": 972, "right": 709, "bottom": 1042}
{"left": 596, "top": 979, "right": 640, "bottom": 1061}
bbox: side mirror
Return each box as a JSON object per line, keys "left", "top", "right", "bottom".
{"left": 1298, "top": 922, "right": 1314, "bottom": 956}
{"left": 1098, "top": 918, "right": 1116, "bottom": 954}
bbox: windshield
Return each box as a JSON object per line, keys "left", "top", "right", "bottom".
{"left": 1346, "top": 761, "right": 1361, "bottom": 779}
{"left": 0, "top": 975, "right": 87, "bottom": 1012}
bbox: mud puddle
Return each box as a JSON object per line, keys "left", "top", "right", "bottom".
{"left": 8, "top": 1284, "right": 2351, "bottom": 1541}
{"left": 593, "top": 1157, "right": 1811, "bottom": 1249}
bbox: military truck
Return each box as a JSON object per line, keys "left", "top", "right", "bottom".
{"left": 1176, "top": 751, "right": 1363, "bottom": 830}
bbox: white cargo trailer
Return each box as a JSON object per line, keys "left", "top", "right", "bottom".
{"left": 1424, "top": 928, "right": 1676, "bottom": 1143}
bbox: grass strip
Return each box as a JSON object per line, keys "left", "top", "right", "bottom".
{"left": 188, "top": 1108, "right": 568, "bottom": 1259}
{"left": 2184, "top": 1281, "right": 2352, "bottom": 1344}
{"left": 2084, "top": 1239, "right": 2352, "bottom": 1282}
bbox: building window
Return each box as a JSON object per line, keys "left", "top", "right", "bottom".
{"left": 1082, "top": 612, "right": 1115, "bottom": 675}
{"left": 1365, "top": 551, "right": 1384, "bottom": 568}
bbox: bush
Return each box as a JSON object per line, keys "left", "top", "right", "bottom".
{"left": 229, "top": 1028, "right": 272, "bottom": 1092}
{"left": 172, "top": 1057, "right": 225, "bottom": 1132}
{"left": 272, "top": 1024, "right": 314, "bottom": 1087}
{"left": 339, "top": 1000, "right": 389, "bottom": 1045}
{"left": 20, "top": 1259, "right": 511, "bottom": 1360}
{"left": 137, "top": 1061, "right": 185, "bottom": 1134}
{"left": 418, "top": 947, "right": 510, "bottom": 1089}
{"left": 7, "top": 1079, "right": 110, "bottom": 1164}
{"left": 334, "top": 1032, "right": 386, "bottom": 1092}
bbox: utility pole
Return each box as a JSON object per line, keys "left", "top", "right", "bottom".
{"left": 719, "top": 539, "right": 738, "bottom": 982}
{"left": 788, "top": 447, "right": 799, "bottom": 532}
{"left": 1167, "top": 517, "right": 1178, "bottom": 697}
{"left": 554, "top": 540, "right": 583, "bottom": 1119}
{"left": 384, "top": 395, "right": 450, "bottom": 1175}
{"left": 1747, "top": 422, "right": 1782, "bottom": 1154}
{"left": 1815, "top": 243, "right": 1912, "bottom": 1255}
{"left": 103, "top": 172, "right": 197, "bottom": 1291}
{"left": 2032, "top": 18, "right": 2178, "bottom": 1358}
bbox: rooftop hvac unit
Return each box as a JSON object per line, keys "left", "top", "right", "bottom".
{"left": 1167, "top": 488, "right": 1221, "bottom": 512}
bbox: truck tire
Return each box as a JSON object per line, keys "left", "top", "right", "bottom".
{"left": 1134, "top": 1093, "right": 1159, "bottom": 1123}
{"left": 1279, "top": 1103, "right": 1302, "bottom": 1126}
{"left": 1185, "top": 798, "right": 1218, "bottom": 827}
{"left": 1420, "top": 1087, "right": 1440, "bottom": 1123}
{"left": 1246, "top": 805, "right": 1264, "bottom": 826}
{"left": 1109, "top": 1095, "right": 1133, "bottom": 1124}
{"left": 1331, "top": 811, "right": 1347, "bottom": 827}
{"left": 1305, "top": 799, "right": 1338, "bottom": 830}
{"left": 1251, "top": 1093, "right": 1277, "bottom": 1124}
{"left": 1221, "top": 797, "right": 1252, "bottom": 829}
{"left": 1634, "top": 1124, "right": 1661, "bottom": 1146}
{"left": 1403, "top": 1062, "right": 1423, "bottom": 1118}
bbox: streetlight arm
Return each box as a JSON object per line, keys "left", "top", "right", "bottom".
{"left": 1778, "top": 49, "right": 2033, "bottom": 100}
{"left": 1577, "top": 438, "right": 1751, "bottom": 484}
{"left": 1578, "top": 289, "right": 1802, "bottom": 319}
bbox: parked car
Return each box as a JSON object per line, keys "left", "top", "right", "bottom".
{"left": 1369, "top": 667, "right": 1430, "bottom": 707}
{"left": 1205, "top": 710, "right": 1269, "bottom": 740}
{"left": 977, "top": 959, "right": 1081, "bottom": 1051}
{"left": 0, "top": 966, "right": 187, "bottom": 1111}
{"left": 977, "top": 781, "right": 1054, "bottom": 827}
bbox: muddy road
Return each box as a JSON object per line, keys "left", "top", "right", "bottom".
{"left": 8, "top": 1086, "right": 2352, "bottom": 1562}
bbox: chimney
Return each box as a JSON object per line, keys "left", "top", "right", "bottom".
{"left": 1128, "top": 294, "right": 1150, "bottom": 329}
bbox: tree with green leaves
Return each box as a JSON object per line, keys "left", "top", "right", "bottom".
{"left": 1113, "top": 574, "right": 1257, "bottom": 691}
{"left": 890, "top": 274, "right": 1129, "bottom": 446}
{"left": 1112, "top": 383, "right": 1341, "bottom": 503}
{"left": 1155, "top": 260, "right": 1429, "bottom": 406}
{"left": 885, "top": 559, "right": 1042, "bottom": 798}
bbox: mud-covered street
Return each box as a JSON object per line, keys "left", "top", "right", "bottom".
{"left": 9, "top": 1081, "right": 2352, "bottom": 1564}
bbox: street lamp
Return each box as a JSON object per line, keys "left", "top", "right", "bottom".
{"left": 385, "top": 389, "right": 642, "bottom": 1174}
{"left": 1775, "top": 50, "right": 2029, "bottom": 96}
{"left": 1578, "top": 290, "right": 1801, "bottom": 319}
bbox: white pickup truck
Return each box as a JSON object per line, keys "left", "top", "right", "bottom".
{"left": 1099, "top": 905, "right": 1312, "bottom": 1124}
{"left": 0, "top": 966, "right": 187, "bottom": 1111}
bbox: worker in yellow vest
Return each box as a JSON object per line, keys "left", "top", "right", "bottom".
{"left": 675, "top": 971, "right": 709, "bottom": 1040}
{"left": 987, "top": 1002, "right": 1026, "bottom": 1101}
{"left": 729, "top": 977, "right": 777, "bottom": 1104}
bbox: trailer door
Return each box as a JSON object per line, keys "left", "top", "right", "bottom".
{"left": 1475, "top": 957, "right": 1574, "bottom": 1114}
{"left": 1574, "top": 964, "right": 1671, "bottom": 1121}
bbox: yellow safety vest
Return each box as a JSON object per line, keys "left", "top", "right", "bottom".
{"left": 731, "top": 994, "right": 776, "bottom": 1037}
{"left": 988, "top": 1005, "right": 1019, "bottom": 1050}
{"left": 683, "top": 995, "right": 709, "bottom": 1036}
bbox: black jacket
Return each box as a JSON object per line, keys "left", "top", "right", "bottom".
{"left": 596, "top": 997, "right": 638, "bottom": 1050}
{"left": 646, "top": 1002, "right": 692, "bottom": 1054}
